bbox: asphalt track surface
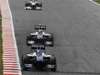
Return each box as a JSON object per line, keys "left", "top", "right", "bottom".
{"left": 8, "top": 0, "right": 100, "bottom": 75}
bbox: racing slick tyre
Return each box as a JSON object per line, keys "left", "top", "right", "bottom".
{"left": 50, "top": 57, "right": 57, "bottom": 72}
{"left": 46, "top": 38, "right": 54, "bottom": 47}
{"left": 50, "top": 41, "right": 54, "bottom": 47}
{"left": 21, "top": 55, "right": 33, "bottom": 71}
{"left": 26, "top": 36, "right": 32, "bottom": 46}
{"left": 48, "top": 35, "right": 54, "bottom": 47}
{"left": 21, "top": 56, "right": 28, "bottom": 71}
{"left": 50, "top": 62, "right": 56, "bottom": 72}
{"left": 47, "top": 41, "right": 54, "bottom": 47}
{"left": 51, "top": 66, "right": 56, "bottom": 72}
{"left": 21, "top": 64, "right": 28, "bottom": 71}
{"left": 25, "top": 3, "right": 32, "bottom": 10}
{"left": 35, "top": 3, "right": 42, "bottom": 7}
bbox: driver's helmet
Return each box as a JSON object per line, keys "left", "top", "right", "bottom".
{"left": 36, "top": 49, "right": 43, "bottom": 56}
{"left": 38, "top": 29, "right": 43, "bottom": 35}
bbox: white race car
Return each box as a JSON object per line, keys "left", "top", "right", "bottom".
{"left": 21, "top": 45, "right": 56, "bottom": 71}
{"left": 24, "top": 0, "right": 42, "bottom": 10}
{"left": 26, "top": 24, "right": 54, "bottom": 47}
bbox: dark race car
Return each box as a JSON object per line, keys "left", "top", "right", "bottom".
{"left": 26, "top": 24, "right": 54, "bottom": 47}
{"left": 24, "top": 0, "right": 42, "bottom": 10}
{"left": 21, "top": 45, "right": 56, "bottom": 71}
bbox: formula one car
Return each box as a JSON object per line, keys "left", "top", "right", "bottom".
{"left": 21, "top": 45, "right": 56, "bottom": 71}
{"left": 24, "top": 0, "right": 42, "bottom": 10}
{"left": 26, "top": 24, "right": 54, "bottom": 47}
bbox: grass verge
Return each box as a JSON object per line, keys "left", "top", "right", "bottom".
{"left": 94, "top": 0, "right": 100, "bottom": 4}
{"left": 0, "top": 15, "right": 3, "bottom": 75}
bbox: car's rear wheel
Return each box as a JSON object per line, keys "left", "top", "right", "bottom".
{"left": 21, "top": 64, "right": 27, "bottom": 71}
{"left": 50, "top": 41, "right": 54, "bottom": 47}
{"left": 51, "top": 67, "right": 56, "bottom": 72}
{"left": 21, "top": 56, "right": 34, "bottom": 71}
{"left": 21, "top": 56, "right": 27, "bottom": 71}
{"left": 49, "top": 57, "right": 56, "bottom": 72}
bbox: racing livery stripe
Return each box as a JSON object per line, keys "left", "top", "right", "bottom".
{"left": 0, "top": 0, "right": 22, "bottom": 75}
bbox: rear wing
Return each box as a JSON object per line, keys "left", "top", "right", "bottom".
{"left": 34, "top": 24, "right": 46, "bottom": 30}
